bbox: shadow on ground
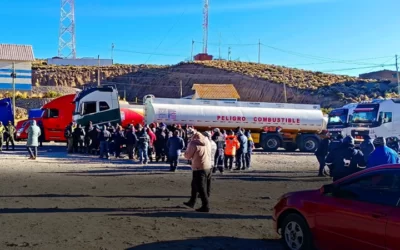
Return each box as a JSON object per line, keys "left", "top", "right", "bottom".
{"left": 126, "top": 237, "right": 282, "bottom": 250}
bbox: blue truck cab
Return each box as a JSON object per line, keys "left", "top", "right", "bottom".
{"left": 0, "top": 98, "right": 14, "bottom": 125}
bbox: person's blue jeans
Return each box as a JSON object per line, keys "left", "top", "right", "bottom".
{"left": 139, "top": 146, "right": 148, "bottom": 163}
{"left": 100, "top": 141, "right": 109, "bottom": 159}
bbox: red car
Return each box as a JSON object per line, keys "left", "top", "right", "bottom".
{"left": 273, "top": 165, "right": 400, "bottom": 250}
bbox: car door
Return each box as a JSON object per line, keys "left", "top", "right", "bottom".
{"left": 314, "top": 170, "right": 398, "bottom": 250}
{"left": 385, "top": 172, "right": 400, "bottom": 250}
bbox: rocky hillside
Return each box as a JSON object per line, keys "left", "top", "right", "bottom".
{"left": 31, "top": 60, "right": 398, "bottom": 108}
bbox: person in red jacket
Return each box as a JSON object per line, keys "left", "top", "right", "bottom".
{"left": 147, "top": 125, "right": 156, "bottom": 163}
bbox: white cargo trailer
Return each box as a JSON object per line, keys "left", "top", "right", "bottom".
{"left": 144, "top": 95, "right": 326, "bottom": 152}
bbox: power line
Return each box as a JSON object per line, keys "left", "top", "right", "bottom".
{"left": 287, "top": 56, "right": 393, "bottom": 67}
{"left": 145, "top": 7, "right": 188, "bottom": 64}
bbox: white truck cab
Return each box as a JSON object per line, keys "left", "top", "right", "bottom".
{"left": 327, "top": 103, "right": 358, "bottom": 137}
{"left": 350, "top": 99, "right": 399, "bottom": 144}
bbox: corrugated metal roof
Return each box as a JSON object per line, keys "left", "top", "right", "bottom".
{"left": 0, "top": 44, "right": 35, "bottom": 61}
{"left": 192, "top": 84, "right": 240, "bottom": 99}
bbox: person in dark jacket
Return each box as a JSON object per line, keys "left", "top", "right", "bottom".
{"left": 114, "top": 125, "right": 125, "bottom": 158}
{"left": 212, "top": 128, "right": 225, "bottom": 174}
{"left": 360, "top": 134, "right": 375, "bottom": 163}
{"left": 37, "top": 120, "right": 45, "bottom": 147}
{"left": 244, "top": 130, "right": 254, "bottom": 170}
{"left": 235, "top": 130, "right": 248, "bottom": 170}
{"left": 386, "top": 137, "right": 400, "bottom": 153}
{"left": 325, "top": 136, "right": 366, "bottom": 182}
{"left": 328, "top": 133, "right": 343, "bottom": 153}
{"left": 367, "top": 137, "right": 399, "bottom": 168}
{"left": 84, "top": 121, "right": 94, "bottom": 154}
{"left": 107, "top": 122, "right": 116, "bottom": 156}
{"left": 125, "top": 125, "right": 137, "bottom": 160}
{"left": 147, "top": 127, "right": 156, "bottom": 162}
{"left": 155, "top": 124, "right": 168, "bottom": 162}
{"left": 315, "top": 136, "right": 330, "bottom": 176}
{"left": 64, "top": 122, "right": 74, "bottom": 153}
{"left": 167, "top": 130, "right": 185, "bottom": 171}
{"left": 137, "top": 125, "right": 150, "bottom": 164}
{"left": 98, "top": 125, "right": 111, "bottom": 159}
{"left": 89, "top": 125, "right": 100, "bottom": 155}
{"left": 72, "top": 124, "right": 85, "bottom": 153}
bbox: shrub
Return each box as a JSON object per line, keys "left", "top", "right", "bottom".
{"left": 43, "top": 91, "right": 63, "bottom": 98}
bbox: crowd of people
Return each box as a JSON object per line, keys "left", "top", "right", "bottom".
{"left": 63, "top": 122, "right": 255, "bottom": 173}
{"left": 315, "top": 133, "right": 399, "bottom": 181}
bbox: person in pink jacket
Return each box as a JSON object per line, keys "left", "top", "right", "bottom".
{"left": 183, "top": 131, "right": 212, "bottom": 212}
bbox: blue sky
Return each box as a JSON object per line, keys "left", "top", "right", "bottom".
{"left": 1, "top": 0, "right": 399, "bottom": 76}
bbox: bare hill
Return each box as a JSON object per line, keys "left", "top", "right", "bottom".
{"left": 32, "top": 60, "right": 398, "bottom": 107}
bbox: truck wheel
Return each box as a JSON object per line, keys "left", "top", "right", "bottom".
{"left": 284, "top": 143, "right": 297, "bottom": 152}
{"left": 299, "top": 136, "right": 319, "bottom": 152}
{"left": 262, "top": 136, "right": 280, "bottom": 152}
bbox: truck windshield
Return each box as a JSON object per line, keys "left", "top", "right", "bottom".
{"left": 351, "top": 107, "right": 378, "bottom": 123}
{"left": 328, "top": 109, "right": 348, "bottom": 125}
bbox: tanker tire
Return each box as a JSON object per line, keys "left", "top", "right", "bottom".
{"left": 262, "top": 136, "right": 280, "bottom": 152}
{"left": 284, "top": 143, "right": 297, "bottom": 152}
{"left": 299, "top": 136, "right": 319, "bottom": 152}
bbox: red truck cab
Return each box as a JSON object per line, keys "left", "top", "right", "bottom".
{"left": 41, "top": 94, "right": 75, "bottom": 142}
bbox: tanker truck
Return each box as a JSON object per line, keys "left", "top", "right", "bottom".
{"left": 144, "top": 95, "right": 327, "bottom": 152}
{"left": 72, "top": 85, "right": 144, "bottom": 127}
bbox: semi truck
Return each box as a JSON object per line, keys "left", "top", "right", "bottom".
{"left": 350, "top": 99, "right": 400, "bottom": 144}
{"left": 16, "top": 94, "right": 76, "bottom": 142}
{"left": 72, "top": 85, "right": 144, "bottom": 127}
{"left": 144, "top": 95, "right": 327, "bottom": 152}
{"left": 0, "top": 98, "right": 14, "bottom": 125}
{"left": 327, "top": 103, "right": 358, "bottom": 137}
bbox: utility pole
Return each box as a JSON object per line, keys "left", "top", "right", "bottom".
{"left": 283, "top": 82, "right": 287, "bottom": 103}
{"left": 97, "top": 55, "right": 101, "bottom": 86}
{"left": 111, "top": 43, "right": 115, "bottom": 61}
{"left": 228, "top": 47, "right": 231, "bottom": 61}
{"left": 191, "top": 40, "right": 195, "bottom": 61}
{"left": 258, "top": 39, "right": 261, "bottom": 64}
{"left": 11, "top": 62, "right": 16, "bottom": 124}
{"left": 396, "top": 55, "right": 400, "bottom": 96}
{"left": 180, "top": 80, "right": 183, "bottom": 98}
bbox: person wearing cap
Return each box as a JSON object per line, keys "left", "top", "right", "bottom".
{"left": 328, "top": 133, "right": 343, "bottom": 153}
{"left": 325, "top": 135, "right": 366, "bottom": 181}
{"left": 184, "top": 131, "right": 212, "bottom": 213}
{"left": 367, "top": 137, "right": 399, "bottom": 168}
{"left": 136, "top": 125, "right": 150, "bottom": 164}
{"left": 360, "top": 134, "right": 375, "bottom": 163}
{"left": 167, "top": 130, "right": 185, "bottom": 171}
{"left": 64, "top": 122, "right": 75, "bottom": 154}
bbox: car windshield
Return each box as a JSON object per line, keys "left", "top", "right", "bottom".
{"left": 351, "top": 110, "right": 378, "bottom": 123}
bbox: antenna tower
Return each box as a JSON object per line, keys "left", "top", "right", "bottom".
{"left": 202, "top": 0, "right": 209, "bottom": 54}
{"left": 58, "top": 0, "right": 76, "bottom": 58}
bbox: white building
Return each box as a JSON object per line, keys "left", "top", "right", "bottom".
{"left": 47, "top": 57, "right": 113, "bottom": 66}
{"left": 0, "top": 44, "right": 35, "bottom": 91}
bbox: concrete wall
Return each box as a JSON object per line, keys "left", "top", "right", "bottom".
{"left": 0, "top": 60, "right": 32, "bottom": 91}
{"left": 47, "top": 58, "right": 113, "bottom": 66}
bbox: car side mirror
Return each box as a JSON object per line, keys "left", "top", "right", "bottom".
{"left": 320, "top": 184, "right": 334, "bottom": 194}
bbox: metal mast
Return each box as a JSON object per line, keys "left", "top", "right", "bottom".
{"left": 58, "top": 0, "right": 76, "bottom": 58}
{"left": 202, "top": 0, "right": 209, "bottom": 54}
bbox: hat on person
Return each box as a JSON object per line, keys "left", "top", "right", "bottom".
{"left": 343, "top": 135, "right": 355, "bottom": 145}
{"left": 202, "top": 131, "right": 211, "bottom": 139}
{"left": 373, "top": 137, "right": 386, "bottom": 147}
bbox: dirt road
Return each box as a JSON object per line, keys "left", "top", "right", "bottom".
{"left": 0, "top": 145, "right": 329, "bottom": 250}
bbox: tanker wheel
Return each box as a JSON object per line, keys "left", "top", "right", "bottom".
{"left": 263, "top": 136, "right": 280, "bottom": 152}
{"left": 284, "top": 143, "right": 298, "bottom": 152}
{"left": 300, "top": 137, "right": 319, "bottom": 152}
